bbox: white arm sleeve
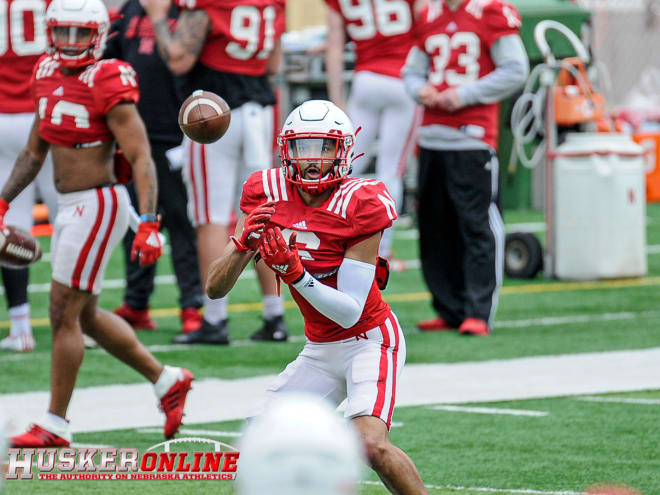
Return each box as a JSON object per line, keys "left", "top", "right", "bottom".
{"left": 402, "top": 46, "right": 431, "bottom": 104}
{"left": 291, "top": 258, "right": 376, "bottom": 329}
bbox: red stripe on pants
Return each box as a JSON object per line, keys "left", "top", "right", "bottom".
{"left": 189, "top": 142, "right": 201, "bottom": 223}
{"left": 385, "top": 316, "right": 400, "bottom": 428}
{"left": 200, "top": 144, "right": 210, "bottom": 224}
{"left": 71, "top": 188, "right": 105, "bottom": 290}
{"left": 86, "top": 187, "right": 118, "bottom": 292}
{"left": 372, "top": 322, "right": 391, "bottom": 418}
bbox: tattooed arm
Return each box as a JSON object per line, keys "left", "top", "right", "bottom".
{"left": 107, "top": 103, "right": 157, "bottom": 215}
{"left": 1, "top": 115, "right": 49, "bottom": 203}
{"left": 141, "top": 0, "right": 209, "bottom": 75}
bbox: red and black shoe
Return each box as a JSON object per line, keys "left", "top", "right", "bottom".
{"left": 160, "top": 368, "right": 195, "bottom": 438}
{"left": 459, "top": 318, "right": 490, "bottom": 336}
{"left": 417, "top": 317, "right": 454, "bottom": 332}
{"left": 181, "top": 307, "right": 203, "bottom": 334}
{"left": 114, "top": 303, "right": 157, "bottom": 331}
{"left": 11, "top": 424, "right": 71, "bottom": 448}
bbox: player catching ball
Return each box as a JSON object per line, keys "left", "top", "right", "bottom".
{"left": 206, "top": 100, "right": 427, "bottom": 494}
{"left": 3, "top": 0, "right": 193, "bottom": 447}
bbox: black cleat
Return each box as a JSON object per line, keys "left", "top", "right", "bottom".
{"left": 172, "top": 319, "right": 229, "bottom": 345}
{"left": 250, "top": 315, "right": 289, "bottom": 342}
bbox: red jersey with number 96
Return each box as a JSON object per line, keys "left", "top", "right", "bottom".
{"left": 415, "top": 0, "right": 521, "bottom": 148}
{"left": 31, "top": 56, "right": 140, "bottom": 147}
{"left": 326, "top": 0, "right": 416, "bottom": 78}
{"left": 0, "top": 0, "right": 51, "bottom": 113}
{"left": 241, "top": 168, "right": 397, "bottom": 342}
{"left": 175, "top": 0, "right": 285, "bottom": 76}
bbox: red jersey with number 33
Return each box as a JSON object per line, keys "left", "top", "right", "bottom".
{"left": 175, "top": 0, "right": 285, "bottom": 76}
{"left": 415, "top": 0, "right": 521, "bottom": 148}
{"left": 241, "top": 168, "right": 397, "bottom": 342}
{"left": 325, "top": 0, "right": 416, "bottom": 78}
{"left": 31, "top": 56, "right": 140, "bottom": 147}
{"left": 0, "top": 0, "right": 51, "bottom": 113}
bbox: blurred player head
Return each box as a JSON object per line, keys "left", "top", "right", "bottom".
{"left": 46, "top": 0, "right": 110, "bottom": 68}
{"left": 279, "top": 100, "right": 357, "bottom": 195}
{"left": 237, "top": 393, "right": 364, "bottom": 495}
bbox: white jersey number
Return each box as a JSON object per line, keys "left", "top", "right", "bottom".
{"left": 338, "top": 0, "right": 411, "bottom": 40}
{"left": 426, "top": 32, "right": 481, "bottom": 86}
{"left": 0, "top": 0, "right": 47, "bottom": 56}
{"left": 281, "top": 228, "right": 320, "bottom": 261}
{"left": 39, "top": 97, "right": 91, "bottom": 129}
{"left": 226, "top": 5, "right": 276, "bottom": 60}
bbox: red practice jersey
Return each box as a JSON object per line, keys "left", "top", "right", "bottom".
{"left": 415, "top": 0, "right": 521, "bottom": 148}
{"left": 31, "top": 56, "right": 140, "bottom": 147}
{"left": 326, "top": 0, "right": 416, "bottom": 78}
{"left": 241, "top": 169, "right": 398, "bottom": 342}
{"left": 0, "top": 0, "right": 51, "bottom": 113}
{"left": 175, "top": 0, "right": 285, "bottom": 76}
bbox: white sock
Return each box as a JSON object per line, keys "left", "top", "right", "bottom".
{"left": 39, "top": 412, "right": 71, "bottom": 441}
{"left": 262, "top": 295, "right": 284, "bottom": 319}
{"left": 9, "top": 303, "right": 31, "bottom": 338}
{"left": 203, "top": 295, "right": 227, "bottom": 325}
{"left": 154, "top": 365, "right": 183, "bottom": 399}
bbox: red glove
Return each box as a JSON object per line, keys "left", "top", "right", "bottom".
{"left": 0, "top": 198, "right": 8, "bottom": 230}
{"left": 131, "top": 220, "right": 162, "bottom": 266}
{"left": 259, "top": 227, "right": 305, "bottom": 284}
{"left": 113, "top": 149, "right": 133, "bottom": 185}
{"left": 231, "top": 202, "right": 276, "bottom": 252}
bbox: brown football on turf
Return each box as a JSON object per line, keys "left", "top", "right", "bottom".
{"left": 178, "top": 90, "right": 231, "bottom": 144}
{"left": 0, "top": 225, "right": 42, "bottom": 268}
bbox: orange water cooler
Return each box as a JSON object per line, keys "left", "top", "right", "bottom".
{"left": 633, "top": 133, "right": 660, "bottom": 202}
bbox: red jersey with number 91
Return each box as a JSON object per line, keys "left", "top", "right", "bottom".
{"left": 0, "top": 0, "right": 51, "bottom": 113}
{"left": 325, "top": 0, "right": 416, "bottom": 78}
{"left": 241, "top": 168, "right": 397, "bottom": 342}
{"left": 175, "top": 0, "right": 285, "bottom": 76}
{"left": 31, "top": 56, "right": 140, "bottom": 147}
{"left": 415, "top": 0, "right": 521, "bottom": 148}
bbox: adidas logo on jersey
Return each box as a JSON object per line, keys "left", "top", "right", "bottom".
{"left": 446, "top": 21, "right": 458, "bottom": 32}
{"left": 52, "top": 86, "right": 64, "bottom": 96}
{"left": 292, "top": 220, "right": 307, "bottom": 230}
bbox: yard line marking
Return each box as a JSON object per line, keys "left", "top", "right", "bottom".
{"left": 2, "top": 307, "right": 660, "bottom": 341}
{"left": 430, "top": 405, "right": 549, "bottom": 417}
{"left": 363, "top": 480, "right": 580, "bottom": 494}
{"left": 390, "top": 421, "right": 404, "bottom": 428}
{"left": 576, "top": 396, "right": 660, "bottom": 405}
{"left": 496, "top": 310, "right": 660, "bottom": 329}
{"left": 3, "top": 348, "right": 660, "bottom": 434}
{"left": 137, "top": 427, "right": 242, "bottom": 438}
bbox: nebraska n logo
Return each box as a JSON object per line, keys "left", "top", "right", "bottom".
{"left": 74, "top": 205, "right": 85, "bottom": 217}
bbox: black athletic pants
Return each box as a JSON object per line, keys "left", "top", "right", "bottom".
{"left": 417, "top": 147, "right": 504, "bottom": 327}
{"left": 121, "top": 141, "right": 203, "bottom": 310}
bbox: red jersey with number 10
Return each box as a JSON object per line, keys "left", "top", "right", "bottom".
{"left": 0, "top": 0, "right": 52, "bottom": 113}
{"left": 415, "top": 0, "right": 521, "bottom": 148}
{"left": 241, "top": 168, "right": 397, "bottom": 342}
{"left": 31, "top": 56, "right": 140, "bottom": 147}
{"left": 175, "top": 0, "right": 285, "bottom": 76}
{"left": 325, "top": 0, "right": 416, "bottom": 78}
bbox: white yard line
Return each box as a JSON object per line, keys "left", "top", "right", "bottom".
{"left": 430, "top": 405, "right": 548, "bottom": 417}
{"left": 2, "top": 347, "right": 660, "bottom": 435}
{"left": 363, "top": 480, "right": 581, "bottom": 495}
{"left": 576, "top": 396, "right": 660, "bottom": 405}
{"left": 495, "top": 310, "right": 660, "bottom": 329}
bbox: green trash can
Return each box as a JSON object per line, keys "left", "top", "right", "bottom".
{"left": 498, "top": 0, "right": 590, "bottom": 210}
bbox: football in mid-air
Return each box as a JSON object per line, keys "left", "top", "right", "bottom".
{"left": 0, "top": 225, "right": 42, "bottom": 268}
{"left": 178, "top": 90, "right": 231, "bottom": 144}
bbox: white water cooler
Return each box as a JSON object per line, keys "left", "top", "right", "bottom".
{"left": 550, "top": 133, "right": 647, "bottom": 280}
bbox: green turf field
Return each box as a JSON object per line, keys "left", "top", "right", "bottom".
{"left": 2, "top": 205, "right": 659, "bottom": 494}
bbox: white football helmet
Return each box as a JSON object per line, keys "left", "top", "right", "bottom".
{"left": 279, "top": 100, "right": 357, "bottom": 195}
{"left": 237, "top": 393, "right": 364, "bottom": 495}
{"left": 46, "top": 0, "right": 110, "bottom": 68}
